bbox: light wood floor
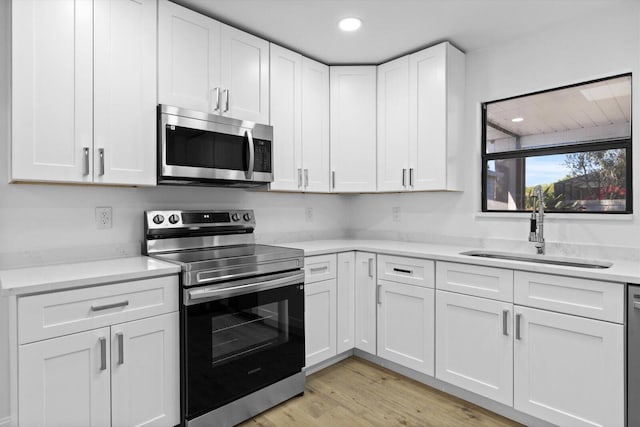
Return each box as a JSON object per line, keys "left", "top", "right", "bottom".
{"left": 239, "top": 357, "right": 523, "bottom": 427}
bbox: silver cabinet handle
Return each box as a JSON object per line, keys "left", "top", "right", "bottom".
{"left": 91, "top": 301, "right": 129, "bottom": 312}
{"left": 213, "top": 87, "right": 221, "bottom": 111}
{"left": 332, "top": 171, "right": 336, "bottom": 189}
{"left": 98, "top": 148, "right": 105, "bottom": 176}
{"left": 409, "top": 168, "right": 414, "bottom": 187}
{"left": 245, "top": 130, "right": 254, "bottom": 180}
{"left": 223, "top": 89, "right": 230, "bottom": 113}
{"left": 99, "top": 337, "right": 107, "bottom": 371}
{"left": 515, "top": 313, "right": 522, "bottom": 340}
{"left": 376, "top": 284, "right": 382, "bottom": 305}
{"left": 502, "top": 310, "right": 509, "bottom": 336}
{"left": 304, "top": 169, "right": 309, "bottom": 188}
{"left": 116, "top": 332, "right": 124, "bottom": 365}
{"left": 310, "top": 266, "right": 328, "bottom": 273}
{"left": 368, "top": 258, "right": 373, "bottom": 278}
{"left": 297, "top": 168, "right": 302, "bottom": 188}
{"left": 402, "top": 168, "right": 407, "bottom": 187}
{"left": 83, "top": 147, "right": 90, "bottom": 176}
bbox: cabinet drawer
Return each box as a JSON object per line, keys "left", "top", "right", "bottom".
{"left": 514, "top": 272, "right": 623, "bottom": 323}
{"left": 436, "top": 262, "right": 513, "bottom": 302}
{"left": 377, "top": 255, "right": 434, "bottom": 288}
{"left": 19, "top": 275, "right": 179, "bottom": 344}
{"left": 305, "top": 254, "right": 337, "bottom": 283}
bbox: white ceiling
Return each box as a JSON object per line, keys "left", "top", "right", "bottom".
{"left": 174, "top": 0, "right": 631, "bottom": 64}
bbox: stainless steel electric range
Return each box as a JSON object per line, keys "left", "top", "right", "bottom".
{"left": 143, "top": 210, "right": 305, "bottom": 427}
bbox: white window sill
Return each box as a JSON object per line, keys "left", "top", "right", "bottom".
{"left": 475, "top": 212, "right": 634, "bottom": 221}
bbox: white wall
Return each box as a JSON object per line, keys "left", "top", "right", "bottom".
{"left": 348, "top": 2, "right": 640, "bottom": 259}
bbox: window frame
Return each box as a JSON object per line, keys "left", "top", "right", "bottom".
{"left": 481, "top": 73, "right": 633, "bottom": 214}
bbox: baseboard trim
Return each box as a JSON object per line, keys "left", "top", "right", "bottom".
{"left": 303, "top": 350, "right": 354, "bottom": 376}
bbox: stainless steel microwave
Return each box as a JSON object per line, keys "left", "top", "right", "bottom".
{"left": 157, "top": 105, "right": 273, "bottom": 187}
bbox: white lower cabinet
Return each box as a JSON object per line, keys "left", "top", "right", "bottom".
{"left": 514, "top": 306, "right": 624, "bottom": 427}
{"left": 377, "top": 279, "right": 434, "bottom": 375}
{"left": 355, "top": 252, "right": 377, "bottom": 354}
{"left": 336, "top": 252, "right": 356, "bottom": 353}
{"left": 304, "top": 278, "right": 337, "bottom": 366}
{"left": 435, "top": 290, "right": 513, "bottom": 406}
{"left": 19, "top": 327, "right": 112, "bottom": 427}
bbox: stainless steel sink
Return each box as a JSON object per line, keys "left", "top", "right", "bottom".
{"left": 460, "top": 250, "right": 612, "bottom": 269}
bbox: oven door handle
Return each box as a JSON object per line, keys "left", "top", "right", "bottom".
{"left": 187, "top": 272, "right": 304, "bottom": 303}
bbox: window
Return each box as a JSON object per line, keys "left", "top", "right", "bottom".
{"left": 482, "top": 74, "right": 631, "bottom": 213}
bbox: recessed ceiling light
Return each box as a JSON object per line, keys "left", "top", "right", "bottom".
{"left": 339, "top": 17, "right": 362, "bottom": 32}
{"left": 511, "top": 117, "right": 524, "bottom": 123}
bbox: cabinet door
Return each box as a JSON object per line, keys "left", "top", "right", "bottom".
{"left": 301, "top": 57, "right": 330, "bottom": 192}
{"left": 330, "top": 66, "right": 377, "bottom": 192}
{"left": 157, "top": 0, "right": 221, "bottom": 113}
{"left": 220, "top": 24, "right": 270, "bottom": 123}
{"left": 377, "top": 280, "right": 434, "bottom": 375}
{"left": 355, "top": 252, "right": 377, "bottom": 354}
{"left": 514, "top": 306, "right": 624, "bottom": 427}
{"left": 336, "top": 252, "right": 356, "bottom": 353}
{"left": 94, "top": 0, "right": 157, "bottom": 186}
{"left": 19, "top": 328, "right": 111, "bottom": 427}
{"left": 377, "top": 56, "right": 410, "bottom": 192}
{"left": 111, "top": 313, "right": 179, "bottom": 427}
{"left": 435, "top": 291, "right": 513, "bottom": 406}
{"left": 305, "top": 279, "right": 337, "bottom": 367}
{"left": 269, "top": 44, "right": 302, "bottom": 191}
{"left": 11, "top": 0, "right": 93, "bottom": 183}
{"left": 409, "top": 43, "right": 447, "bottom": 190}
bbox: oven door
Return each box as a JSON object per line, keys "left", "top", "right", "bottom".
{"left": 182, "top": 271, "right": 304, "bottom": 421}
{"left": 159, "top": 106, "right": 273, "bottom": 185}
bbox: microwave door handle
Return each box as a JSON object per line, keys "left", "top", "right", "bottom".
{"left": 245, "top": 130, "right": 255, "bottom": 180}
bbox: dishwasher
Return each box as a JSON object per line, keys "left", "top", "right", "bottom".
{"left": 628, "top": 285, "right": 640, "bottom": 425}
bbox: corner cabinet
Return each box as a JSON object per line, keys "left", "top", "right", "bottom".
{"left": 377, "top": 42, "right": 465, "bottom": 192}
{"left": 17, "top": 275, "right": 180, "bottom": 427}
{"left": 11, "top": 0, "right": 157, "bottom": 186}
{"left": 330, "top": 66, "right": 377, "bottom": 192}
{"left": 158, "top": 0, "right": 269, "bottom": 123}
{"left": 269, "top": 45, "right": 330, "bottom": 192}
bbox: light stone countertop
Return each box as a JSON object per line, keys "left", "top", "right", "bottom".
{"left": 0, "top": 256, "right": 181, "bottom": 296}
{"left": 281, "top": 239, "right": 640, "bottom": 284}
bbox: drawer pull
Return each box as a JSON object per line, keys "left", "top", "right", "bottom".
{"left": 310, "top": 266, "right": 328, "bottom": 273}
{"left": 99, "top": 337, "right": 107, "bottom": 371}
{"left": 392, "top": 267, "right": 412, "bottom": 274}
{"left": 91, "top": 301, "right": 129, "bottom": 312}
{"left": 515, "top": 313, "right": 522, "bottom": 340}
{"left": 116, "top": 333, "right": 124, "bottom": 365}
{"left": 502, "top": 310, "right": 509, "bottom": 336}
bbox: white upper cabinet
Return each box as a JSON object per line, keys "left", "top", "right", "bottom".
{"left": 377, "top": 56, "right": 410, "bottom": 191}
{"left": 94, "top": 0, "right": 157, "bottom": 185}
{"left": 12, "top": 0, "right": 157, "bottom": 186}
{"left": 269, "top": 44, "right": 303, "bottom": 191}
{"left": 269, "top": 45, "right": 329, "bottom": 192}
{"left": 11, "top": 0, "right": 93, "bottom": 183}
{"left": 158, "top": 0, "right": 269, "bottom": 123}
{"left": 330, "top": 66, "right": 377, "bottom": 192}
{"left": 376, "top": 42, "right": 465, "bottom": 192}
{"left": 409, "top": 42, "right": 465, "bottom": 191}
{"left": 301, "top": 57, "right": 330, "bottom": 192}
{"left": 157, "top": 0, "right": 220, "bottom": 114}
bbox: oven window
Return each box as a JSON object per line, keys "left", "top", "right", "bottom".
{"left": 211, "top": 301, "right": 288, "bottom": 366}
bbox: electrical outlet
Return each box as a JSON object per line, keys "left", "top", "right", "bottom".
{"left": 305, "top": 207, "right": 313, "bottom": 223}
{"left": 95, "top": 207, "right": 112, "bottom": 229}
{"left": 392, "top": 206, "right": 400, "bottom": 222}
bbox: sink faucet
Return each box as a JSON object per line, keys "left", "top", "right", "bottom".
{"left": 528, "top": 185, "right": 545, "bottom": 255}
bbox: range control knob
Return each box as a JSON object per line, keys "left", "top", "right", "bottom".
{"left": 243, "top": 213, "right": 252, "bottom": 222}
{"left": 152, "top": 214, "right": 165, "bottom": 225}
{"left": 168, "top": 214, "right": 180, "bottom": 224}
{"left": 231, "top": 213, "right": 240, "bottom": 222}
